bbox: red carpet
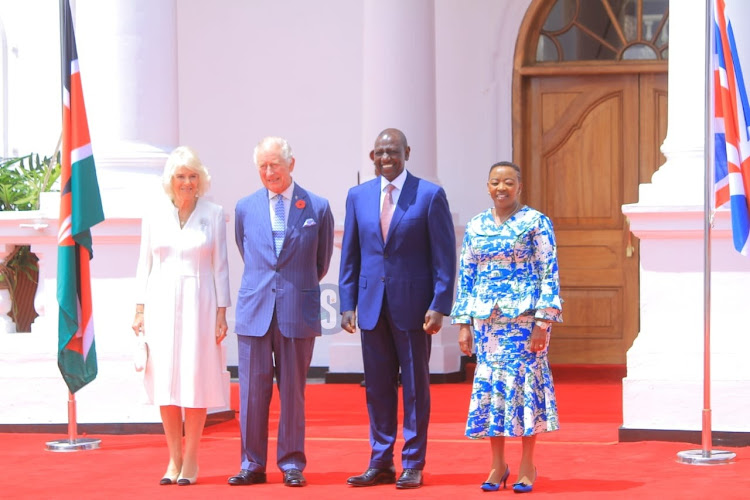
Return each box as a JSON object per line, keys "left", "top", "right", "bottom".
{"left": 1, "top": 369, "right": 749, "bottom": 499}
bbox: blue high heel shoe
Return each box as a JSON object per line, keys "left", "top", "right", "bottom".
{"left": 480, "top": 465, "right": 510, "bottom": 492}
{"left": 512, "top": 468, "right": 537, "bottom": 493}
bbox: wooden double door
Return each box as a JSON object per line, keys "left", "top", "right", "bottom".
{"left": 520, "top": 72, "right": 667, "bottom": 364}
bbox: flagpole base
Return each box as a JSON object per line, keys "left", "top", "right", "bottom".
{"left": 676, "top": 449, "right": 735, "bottom": 465}
{"left": 45, "top": 437, "right": 101, "bottom": 452}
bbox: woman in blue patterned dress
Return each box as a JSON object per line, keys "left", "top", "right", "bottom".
{"left": 452, "top": 161, "right": 562, "bottom": 493}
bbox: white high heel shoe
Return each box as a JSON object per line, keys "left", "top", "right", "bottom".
{"left": 159, "top": 471, "right": 179, "bottom": 485}
{"left": 177, "top": 467, "right": 199, "bottom": 486}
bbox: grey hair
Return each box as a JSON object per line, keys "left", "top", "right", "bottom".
{"left": 162, "top": 146, "right": 211, "bottom": 201}
{"left": 253, "top": 136, "right": 294, "bottom": 166}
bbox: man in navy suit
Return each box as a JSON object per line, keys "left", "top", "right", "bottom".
{"left": 229, "top": 136, "right": 334, "bottom": 487}
{"left": 339, "top": 128, "right": 457, "bottom": 489}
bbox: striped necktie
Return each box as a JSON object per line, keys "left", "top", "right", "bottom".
{"left": 272, "top": 194, "right": 285, "bottom": 256}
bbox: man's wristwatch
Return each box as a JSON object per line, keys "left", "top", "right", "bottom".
{"left": 535, "top": 320, "right": 551, "bottom": 332}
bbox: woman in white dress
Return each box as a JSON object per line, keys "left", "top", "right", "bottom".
{"left": 132, "top": 146, "right": 231, "bottom": 486}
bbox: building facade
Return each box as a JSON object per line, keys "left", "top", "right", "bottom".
{"left": 1, "top": 0, "right": 749, "bottom": 440}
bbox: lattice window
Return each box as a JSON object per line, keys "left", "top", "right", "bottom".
{"left": 537, "top": 0, "right": 669, "bottom": 62}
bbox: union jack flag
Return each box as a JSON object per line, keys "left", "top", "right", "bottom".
{"left": 714, "top": 0, "right": 750, "bottom": 255}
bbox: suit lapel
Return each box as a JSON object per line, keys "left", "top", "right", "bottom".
{"left": 386, "top": 172, "right": 417, "bottom": 243}
{"left": 288, "top": 184, "right": 307, "bottom": 232}
{"left": 368, "top": 179, "right": 386, "bottom": 244}
{"left": 256, "top": 189, "right": 274, "bottom": 252}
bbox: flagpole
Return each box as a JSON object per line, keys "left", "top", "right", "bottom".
{"left": 67, "top": 390, "right": 77, "bottom": 442}
{"left": 677, "top": 0, "right": 736, "bottom": 466}
{"left": 45, "top": 0, "right": 101, "bottom": 453}
{"left": 46, "top": 391, "right": 100, "bottom": 452}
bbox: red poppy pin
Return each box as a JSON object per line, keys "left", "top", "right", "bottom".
{"left": 295, "top": 199, "right": 306, "bottom": 209}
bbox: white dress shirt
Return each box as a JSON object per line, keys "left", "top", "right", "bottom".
{"left": 380, "top": 169, "right": 407, "bottom": 211}
{"left": 268, "top": 181, "right": 295, "bottom": 226}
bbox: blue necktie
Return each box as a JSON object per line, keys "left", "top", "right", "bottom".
{"left": 273, "top": 194, "right": 285, "bottom": 256}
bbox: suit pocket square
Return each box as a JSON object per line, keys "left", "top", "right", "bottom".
{"left": 303, "top": 218, "right": 317, "bottom": 227}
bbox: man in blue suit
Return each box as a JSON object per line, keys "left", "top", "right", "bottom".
{"left": 229, "top": 136, "right": 334, "bottom": 488}
{"left": 339, "top": 128, "right": 457, "bottom": 489}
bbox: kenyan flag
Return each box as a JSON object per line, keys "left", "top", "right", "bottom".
{"left": 57, "top": 0, "right": 104, "bottom": 394}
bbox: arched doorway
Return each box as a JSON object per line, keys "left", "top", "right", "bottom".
{"left": 513, "top": 0, "right": 669, "bottom": 364}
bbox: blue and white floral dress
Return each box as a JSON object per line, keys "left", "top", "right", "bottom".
{"left": 451, "top": 206, "right": 562, "bottom": 438}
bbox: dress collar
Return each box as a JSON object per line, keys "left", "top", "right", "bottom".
{"left": 268, "top": 181, "right": 295, "bottom": 201}
{"left": 380, "top": 169, "right": 407, "bottom": 192}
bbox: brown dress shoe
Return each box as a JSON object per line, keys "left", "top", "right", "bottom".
{"left": 346, "top": 466, "right": 397, "bottom": 486}
{"left": 227, "top": 469, "right": 267, "bottom": 486}
{"left": 396, "top": 468, "right": 423, "bottom": 489}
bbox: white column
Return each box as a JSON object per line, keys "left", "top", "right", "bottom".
{"left": 0, "top": 20, "right": 7, "bottom": 157}
{"left": 0, "top": 1, "right": 233, "bottom": 427}
{"left": 73, "top": 0, "right": 178, "bottom": 217}
{"left": 360, "top": 0, "right": 439, "bottom": 185}
{"left": 622, "top": 0, "right": 750, "bottom": 435}
{"left": 328, "top": 0, "right": 461, "bottom": 379}
{"left": 637, "top": 0, "right": 705, "bottom": 206}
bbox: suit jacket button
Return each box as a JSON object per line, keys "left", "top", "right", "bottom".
{"left": 272, "top": 288, "right": 276, "bottom": 292}
{"left": 380, "top": 277, "right": 385, "bottom": 282}
{"left": 384, "top": 253, "right": 389, "bottom": 259}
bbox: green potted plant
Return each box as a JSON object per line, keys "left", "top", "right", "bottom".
{"left": 0, "top": 152, "right": 60, "bottom": 331}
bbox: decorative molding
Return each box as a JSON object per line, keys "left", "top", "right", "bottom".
{"left": 623, "top": 203, "right": 734, "bottom": 240}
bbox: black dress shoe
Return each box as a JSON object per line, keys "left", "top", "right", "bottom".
{"left": 396, "top": 468, "right": 423, "bottom": 489}
{"left": 283, "top": 468, "right": 307, "bottom": 487}
{"left": 346, "top": 466, "right": 397, "bottom": 486}
{"left": 227, "top": 469, "right": 267, "bottom": 486}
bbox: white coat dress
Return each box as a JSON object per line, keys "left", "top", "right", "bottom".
{"left": 135, "top": 196, "right": 231, "bottom": 408}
